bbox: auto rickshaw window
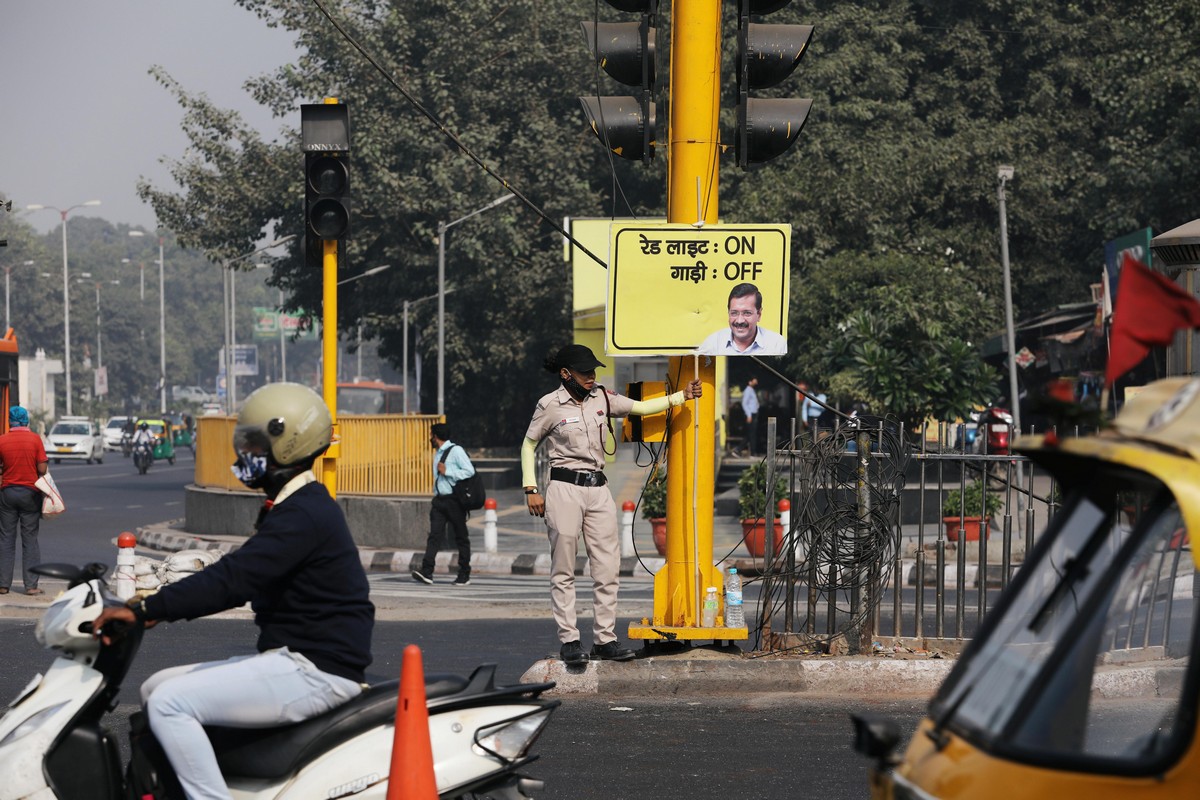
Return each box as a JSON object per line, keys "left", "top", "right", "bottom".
{"left": 1004, "top": 496, "right": 1194, "bottom": 770}
{"left": 931, "top": 468, "right": 1196, "bottom": 775}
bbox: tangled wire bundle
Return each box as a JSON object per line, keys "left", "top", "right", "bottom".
{"left": 747, "top": 416, "right": 912, "bottom": 653}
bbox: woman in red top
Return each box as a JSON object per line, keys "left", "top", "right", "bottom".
{"left": 0, "top": 405, "right": 49, "bottom": 595}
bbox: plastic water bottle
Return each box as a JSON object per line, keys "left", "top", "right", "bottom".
{"left": 701, "top": 587, "right": 719, "bottom": 628}
{"left": 724, "top": 567, "right": 745, "bottom": 629}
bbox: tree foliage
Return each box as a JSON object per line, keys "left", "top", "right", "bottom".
{"left": 101, "top": 0, "right": 1200, "bottom": 444}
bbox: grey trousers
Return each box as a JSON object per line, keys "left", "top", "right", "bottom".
{"left": 0, "top": 485, "right": 41, "bottom": 591}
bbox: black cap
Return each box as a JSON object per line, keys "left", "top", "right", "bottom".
{"left": 555, "top": 343, "right": 606, "bottom": 372}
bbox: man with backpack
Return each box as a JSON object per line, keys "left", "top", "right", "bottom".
{"left": 413, "top": 422, "right": 477, "bottom": 586}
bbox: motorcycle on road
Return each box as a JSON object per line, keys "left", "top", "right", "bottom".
{"left": 132, "top": 440, "right": 153, "bottom": 475}
{"left": 0, "top": 562, "right": 559, "bottom": 800}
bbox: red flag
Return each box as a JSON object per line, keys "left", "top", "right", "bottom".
{"left": 1106, "top": 253, "right": 1200, "bottom": 386}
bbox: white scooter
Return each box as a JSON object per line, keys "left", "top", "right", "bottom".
{"left": 0, "top": 563, "right": 558, "bottom": 800}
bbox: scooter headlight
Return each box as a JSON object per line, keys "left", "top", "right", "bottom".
{"left": 0, "top": 701, "right": 70, "bottom": 749}
{"left": 473, "top": 708, "right": 554, "bottom": 761}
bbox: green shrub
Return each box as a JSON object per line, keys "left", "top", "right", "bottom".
{"left": 737, "top": 461, "right": 788, "bottom": 521}
{"left": 641, "top": 470, "right": 667, "bottom": 520}
{"left": 943, "top": 479, "right": 1002, "bottom": 518}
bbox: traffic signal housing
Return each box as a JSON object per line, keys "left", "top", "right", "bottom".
{"left": 579, "top": 1, "right": 658, "bottom": 163}
{"left": 301, "top": 103, "right": 351, "bottom": 243}
{"left": 735, "top": 1, "right": 814, "bottom": 168}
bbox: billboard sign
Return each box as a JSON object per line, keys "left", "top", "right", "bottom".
{"left": 605, "top": 223, "right": 791, "bottom": 355}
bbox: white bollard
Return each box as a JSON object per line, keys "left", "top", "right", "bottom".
{"left": 778, "top": 499, "right": 798, "bottom": 561}
{"left": 115, "top": 531, "right": 137, "bottom": 600}
{"left": 483, "top": 498, "right": 498, "bottom": 554}
{"left": 621, "top": 500, "right": 635, "bottom": 557}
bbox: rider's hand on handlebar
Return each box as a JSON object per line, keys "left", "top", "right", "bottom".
{"left": 92, "top": 605, "right": 155, "bottom": 645}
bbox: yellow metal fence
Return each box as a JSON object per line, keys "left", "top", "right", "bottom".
{"left": 195, "top": 415, "right": 441, "bottom": 496}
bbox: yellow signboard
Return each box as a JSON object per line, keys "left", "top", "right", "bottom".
{"left": 606, "top": 223, "right": 791, "bottom": 355}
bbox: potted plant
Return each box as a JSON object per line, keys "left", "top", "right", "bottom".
{"left": 641, "top": 471, "right": 668, "bottom": 556}
{"left": 737, "top": 461, "right": 788, "bottom": 558}
{"left": 942, "top": 479, "right": 1002, "bottom": 542}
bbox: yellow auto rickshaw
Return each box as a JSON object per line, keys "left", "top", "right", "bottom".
{"left": 856, "top": 377, "right": 1200, "bottom": 799}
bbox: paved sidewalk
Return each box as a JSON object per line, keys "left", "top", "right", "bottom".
{"left": 136, "top": 440, "right": 1007, "bottom": 589}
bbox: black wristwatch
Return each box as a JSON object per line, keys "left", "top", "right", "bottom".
{"left": 524, "top": 487, "right": 539, "bottom": 495}
{"left": 127, "top": 598, "right": 149, "bottom": 623}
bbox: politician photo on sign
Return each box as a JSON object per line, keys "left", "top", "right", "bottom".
{"left": 695, "top": 283, "right": 787, "bottom": 356}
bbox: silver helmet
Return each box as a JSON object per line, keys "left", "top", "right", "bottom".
{"left": 234, "top": 382, "right": 332, "bottom": 467}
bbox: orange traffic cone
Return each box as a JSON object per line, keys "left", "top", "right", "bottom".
{"left": 387, "top": 644, "right": 438, "bottom": 799}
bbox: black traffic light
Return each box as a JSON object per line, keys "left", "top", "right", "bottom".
{"left": 735, "top": 0, "right": 813, "bottom": 168}
{"left": 301, "top": 103, "right": 351, "bottom": 242}
{"left": 578, "top": 0, "right": 658, "bottom": 163}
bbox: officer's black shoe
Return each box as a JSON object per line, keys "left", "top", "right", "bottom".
{"left": 591, "top": 641, "right": 636, "bottom": 661}
{"left": 411, "top": 569, "right": 433, "bottom": 585}
{"left": 560, "top": 640, "right": 587, "bottom": 665}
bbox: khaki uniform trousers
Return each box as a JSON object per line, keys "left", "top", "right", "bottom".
{"left": 544, "top": 480, "right": 620, "bottom": 645}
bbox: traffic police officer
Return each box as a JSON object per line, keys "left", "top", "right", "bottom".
{"left": 522, "top": 344, "right": 701, "bottom": 664}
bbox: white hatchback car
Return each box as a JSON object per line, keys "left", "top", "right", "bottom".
{"left": 102, "top": 416, "right": 131, "bottom": 451}
{"left": 47, "top": 417, "right": 105, "bottom": 464}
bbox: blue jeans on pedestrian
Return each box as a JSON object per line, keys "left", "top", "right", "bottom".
{"left": 0, "top": 485, "right": 42, "bottom": 591}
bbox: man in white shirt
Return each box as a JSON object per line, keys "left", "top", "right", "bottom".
{"left": 695, "top": 282, "right": 787, "bottom": 355}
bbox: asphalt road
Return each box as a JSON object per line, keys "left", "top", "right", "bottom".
{"left": 32, "top": 445, "right": 196, "bottom": 568}
{"left": 1, "top": 454, "right": 943, "bottom": 798}
{"left": 0, "top": 616, "right": 929, "bottom": 799}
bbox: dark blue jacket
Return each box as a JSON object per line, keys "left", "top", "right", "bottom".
{"left": 144, "top": 481, "right": 374, "bottom": 683}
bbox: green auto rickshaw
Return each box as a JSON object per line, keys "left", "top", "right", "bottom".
{"left": 166, "top": 412, "right": 195, "bottom": 452}
{"left": 139, "top": 418, "right": 176, "bottom": 464}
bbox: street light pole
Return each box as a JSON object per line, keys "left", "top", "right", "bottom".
{"left": 27, "top": 200, "right": 101, "bottom": 416}
{"left": 336, "top": 264, "right": 393, "bottom": 386}
{"left": 997, "top": 166, "right": 1021, "bottom": 436}
{"left": 997, "top": 165, "right": 1026, "bottom": 524}
{"left": 437, "top": 193, "right": 515, "bottom": 416}
{"left": 400, "top": 290, "right": 448, "bottom": 414}
{"left": 157, "top": 235, "right": 166, "bottom": 413}
{"left": 218, "top": 235, "right": 298, "bottom": 413}
{"left": 129, "top": 229, "right": 168, "bottom": 413}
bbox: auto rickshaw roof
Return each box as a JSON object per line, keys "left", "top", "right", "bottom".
{"left": 1017, "top": 377, "right": 1200, "bottom": 570}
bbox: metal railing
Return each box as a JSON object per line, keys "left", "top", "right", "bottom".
{"left": 194, "top": 414, "right": 442, "bottom": 496}
{"left": 754, "top": 416, "right": 1060, "bottom": 651}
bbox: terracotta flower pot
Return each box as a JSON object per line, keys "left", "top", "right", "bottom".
{"left": 943, "top": 516, "right": 988, "bottom": 542}
{"left": 741, "top": 518, "right": 784, "bottom": 558}
{"left": 650, "top": 518, "right": 668, "bottom": 556}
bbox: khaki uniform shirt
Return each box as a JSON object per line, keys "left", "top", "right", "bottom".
{"left": 525, "top": 386, "right": 635, "bottom": 472}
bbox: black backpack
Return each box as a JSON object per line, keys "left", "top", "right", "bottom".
{"left": 439, "top": 445, "right": 486, "bottom": 511}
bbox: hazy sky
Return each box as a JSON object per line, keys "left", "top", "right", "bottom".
{"left": 2, "top": 0, "right": 301, "bottom": 233}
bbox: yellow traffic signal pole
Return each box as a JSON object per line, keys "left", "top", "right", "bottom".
{"left": 319, "top": 96, "right": 341, "bottom": 497}
{"left": 321, "top": 238, "right": 340, "bottom": 497}
{"left": 629, "top": 0, "right": 742, "bottom": 641}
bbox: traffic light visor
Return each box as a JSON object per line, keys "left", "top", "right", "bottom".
{"left": 737, "top": 97, "right": 812, "bottom": 167}
{"left": 580, "top": 96, "right": 655, "bottom": 162}
{"left": 308, "top": 156, "right": 348, "bottom": 195}
{"left": 310, "top": 199, "right": 349, "bottom": 240}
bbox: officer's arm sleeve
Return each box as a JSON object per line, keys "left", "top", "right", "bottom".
{"left": 628, "top": 392, "right": 685, "bottom": 416}
{"left": 521, "top": 437, "right": 538, "bottom": 488}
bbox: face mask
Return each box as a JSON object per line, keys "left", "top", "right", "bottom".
{"left": 231, "top": 451, "right": 269, "bottom": 489}
{"left": 561, "top": 373, "right": 591, "bottom": 402}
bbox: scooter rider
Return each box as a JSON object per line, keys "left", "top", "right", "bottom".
{"left": 93, "top": 383, "right": 374, "bottom": 800}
